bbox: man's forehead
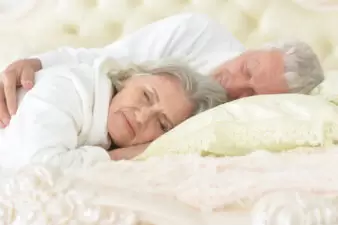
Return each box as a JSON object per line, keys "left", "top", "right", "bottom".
{"left": 245, "top": 49, "right": 283, "bottom": 58}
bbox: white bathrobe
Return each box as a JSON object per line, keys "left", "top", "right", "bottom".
{"left": 0, "top": 59, "right": 113, "bottom": 170}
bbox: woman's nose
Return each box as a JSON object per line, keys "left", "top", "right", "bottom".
{"left": 135, "top": 106, "right": 157, "bottom": 125}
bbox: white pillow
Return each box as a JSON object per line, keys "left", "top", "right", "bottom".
{"left": 137, "top": 94, "right": 338, "bottom": 159}
{"left": 310, "top": 70, "right": 338, "bottom": 104}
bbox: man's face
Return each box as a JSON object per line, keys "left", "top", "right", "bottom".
{"left": 107, "top": 74, "right": 194, "bottom": 147}
{"left": 213, "top": 50, "right": 289, "bottom": 100}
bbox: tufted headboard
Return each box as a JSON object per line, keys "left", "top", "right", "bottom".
{"left": 0, "top": 0, "right": 337, "bottom": 73}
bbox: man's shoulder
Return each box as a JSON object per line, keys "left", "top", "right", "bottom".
{"left": 165, "top": 12, "right": 237, "bottom": 41}
{"left": 155, "top": 12, "right": 213, "bottom": 29}
{"left": 166, "top": 12, "right": 212, "bottom": 21}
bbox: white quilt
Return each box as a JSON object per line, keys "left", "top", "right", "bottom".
{"left": 0, "top": 148, "right": 338, "bottom": 225}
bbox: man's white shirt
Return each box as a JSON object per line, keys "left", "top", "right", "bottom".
{"left": 36, "top": 13, "right": 244, "bottom": 74}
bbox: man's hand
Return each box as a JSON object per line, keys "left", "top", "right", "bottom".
{"left": 109, "top": 143, "right": 149, "bottom": 160}
{"left": 0, "top": 58, "right": 41, "bottom": 127}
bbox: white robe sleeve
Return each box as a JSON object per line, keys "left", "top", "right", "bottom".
{"left": 33, "top": 13, "right": 193, "bottom": 68}
{"left": 4, "top": 69, "right": 110, "bottom": 169}
{"left": 33, "top": 13, "right": 244, "bottom": 71}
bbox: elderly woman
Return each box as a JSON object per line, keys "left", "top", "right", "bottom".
{"left": 0, "top": 58, "right": 226, "bottom": 170}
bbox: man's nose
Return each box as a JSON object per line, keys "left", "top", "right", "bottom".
{"left": 239, "top": 82, "right": 255, "bottom": 98}
{"left": 135, "top": 106, "right": 157, "bottom": 125}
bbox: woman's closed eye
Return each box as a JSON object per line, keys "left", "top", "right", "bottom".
{"left": 143, "top": 90, "right": 151, "bottom": 103}
{"left": 158, "top": 119, "right": 169, "bottom": 132}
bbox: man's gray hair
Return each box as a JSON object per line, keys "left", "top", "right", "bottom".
{"left": 263, "top": 40, "right": 324, "bottom": 94}
{"left": 101, "top": 58, "right": 227, "bottom": 115}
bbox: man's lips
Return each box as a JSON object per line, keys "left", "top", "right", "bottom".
{"left": 121, "top": 111, "right": 136, "bottom": 137}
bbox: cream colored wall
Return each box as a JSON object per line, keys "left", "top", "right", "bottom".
{"left": 0, "top": 0, "right": 337, "bottom": 72}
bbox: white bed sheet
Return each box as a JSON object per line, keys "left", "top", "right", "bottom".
{"left": 1, "top": 148, "right": 338, "bottom": 225}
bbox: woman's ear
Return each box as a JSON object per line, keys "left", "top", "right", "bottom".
{"left": 115, "top": 76, "right": 130, "bottom": 92}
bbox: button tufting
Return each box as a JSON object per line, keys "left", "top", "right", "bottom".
{"left": 79, "top": 20, "right": 123, "bottom": 41}
{"left": 62, "top": 24, "right": 80, "bottom": 35}
{"left": 85, "top": 0, "right": 98, "bottom": 8}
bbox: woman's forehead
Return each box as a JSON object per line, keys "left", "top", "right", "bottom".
{"left": 129, "top": 75, "right": 174, "bottom": 92}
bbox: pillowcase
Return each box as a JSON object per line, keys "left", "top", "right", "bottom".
{"left": 137, "top": 93, "right": 338, "bottom": 159}
{"left": 310, "top": 70, "right": 338, "bottom": 104}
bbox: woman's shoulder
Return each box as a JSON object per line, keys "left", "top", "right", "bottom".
{"left": 35, "top": 63, "right": 96, "bottom": 88}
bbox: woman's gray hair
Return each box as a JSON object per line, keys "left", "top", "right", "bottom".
{"left": 262, "top": 40, "right": 324, "bottom": 94}
{"left": 100, "top": 58, "right": 227, "bottom": 115}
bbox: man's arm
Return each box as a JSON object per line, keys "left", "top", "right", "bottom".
{"left": 3, "top": 70, "right": 110, "bottom": 169}
{"left": 0, "top": 13, "right": 197, "bottom": 121}
{"left": 34, "top": 13, "right": 199, "bottom": 68}
{"left": 35, "top": 13, "right": 244, "bottom": 69}
{"left": 0, "top": 12, "right": 243, "bottom": 122}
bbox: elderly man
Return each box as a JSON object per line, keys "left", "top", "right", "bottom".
{"left": 0, "top": 13, "right": 324, "bottom": 159}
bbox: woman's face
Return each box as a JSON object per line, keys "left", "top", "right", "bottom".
{"left": 107, "top": 74, "right": 194, "bottom": 147}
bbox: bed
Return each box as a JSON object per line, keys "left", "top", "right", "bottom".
{"left": 0, "top": 0, "right": 338, "bottom": 224}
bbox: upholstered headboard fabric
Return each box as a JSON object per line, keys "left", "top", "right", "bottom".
{"left": 0, "top": 0, "right": 337, "bottom": 73}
